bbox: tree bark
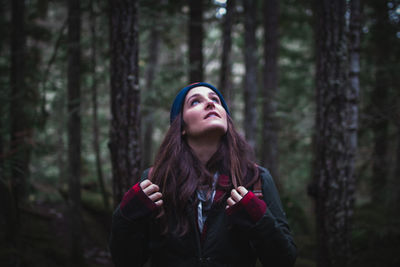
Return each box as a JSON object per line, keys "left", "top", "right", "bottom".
{"left": 392, "top": 37, "right": 400, "bottom": 213}
{"left": 0, "top": 179, "right": 17, "bottom": 247}
{"left": 0, "top": 116, "right": 3, "bottom": 182}
{"left": 370, "top": 0, "right": 390, "bottom": 204}
{"left": 261, "top": 0, "right": 280, "bottom": 188}
{"left": 90, "top": 0, "right": 109, "bottom": 210}
{"left": 0, "top": 0, "right": 4, "bottom": 186}
{"left": 10, "top": 0, "right": 29, "bottom": 203}
{"left": 188, "top": 0, "right": 204, "bottom": 83}
{"left": 314, "top": 1, "right": 358, "bottom": 266}
{"left": 243, "top": 0, "right": 258, "bottom": 150}
{"left": 109, "top": 0, "right": 141, "bottom": 205}
{"left": 394, "top": 119, "right": 400, "bottom": 209}
{"left": 218, "top": 0, "right": 235, "bottom": 107}
{"left": 55, "top": 94, "right": 66, "bottom": 188}
{"left": 142, "top": 23, "right": 161, "bottom": 170}
{"left": 67, "top": 0, "right": 83, "bottom": 263}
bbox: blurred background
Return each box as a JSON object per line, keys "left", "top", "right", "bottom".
{"left": 0, "top": 0, "right": 399, "bottom": 266}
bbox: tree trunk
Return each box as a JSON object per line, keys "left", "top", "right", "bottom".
{"left": 10, "top": 0, "right": 29, "bottom": 203}
{"left": 56, "top": 94, "right": 67, "bottom": 188}
{"left": 67, "top": 0, "right": 83, "bottom": 263}
{"left": 394, "top": 122, "right": 400, "bottom": 210}
{"left": 109, "top": 0, "right": 141, "bottom": 205}
{"left": 261, "top": 0, "right": 280, "bottom": 188}
{"left": 218, "top": 0, "right": 235, "bottom": 107}
{"left": 243, "top": 0, "right": 258, "bottom": 150}
{"left": 370, "top": 0, "right": 390, "bottom": 204}
{"left": 142, "top": 24, "right": 161, "bottom": 170}
{"left": 0, "top": 0, "right": 5, "bottom": 185}
{"left": 188, "top": 0, "right": 204, "bottom": 83}
{"left": 314, "top": 1, "right": 358, "bottom": 266}
{"left": 90, "top": 0, "right": 109, "bottom": 210}
{"left": 0, "top": 117, "right": 3, "bottom": 183}
{"left": 389, "top": 14, "right": 400, "bottom": 211}
{"left": 0, "top": 179, "right": 18, "bottom": 247}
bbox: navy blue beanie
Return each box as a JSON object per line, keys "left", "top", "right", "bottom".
{"left": 170, "top": 82, "right": 230, "bottom": 124}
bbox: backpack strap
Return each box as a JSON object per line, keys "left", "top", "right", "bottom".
{"left": 253, "top": 164, "right": 263, "bottom": 199}
{"left": 253, "top": 178, "right": 263, "bottom": 199}
{"left": 140, "top": 167, "right": 153, "bottom": 182}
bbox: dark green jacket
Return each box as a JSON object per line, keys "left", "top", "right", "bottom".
{"left": 109, "top": 166, "right": 296, "bottom": 267}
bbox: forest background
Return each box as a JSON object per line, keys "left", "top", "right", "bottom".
{"left": 1, "top": 0, "right": 399, "bottom": 267}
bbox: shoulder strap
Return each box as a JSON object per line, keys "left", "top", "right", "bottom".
{"left": 140, "top": 167, "right": 153, "bottom": 182}
{"left": 253, "top": 179, "right": 263, "bottom": 199}
{"left": 253, "top": 164, "right": 263, "bottom": 199}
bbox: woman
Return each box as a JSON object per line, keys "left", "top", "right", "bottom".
{"left": 109, "top": 82, "right": 296, "bottom": 267}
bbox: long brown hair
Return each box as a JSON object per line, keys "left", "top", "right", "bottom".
{"left": 149, "top": 115, "right": 259, "bottom": 236}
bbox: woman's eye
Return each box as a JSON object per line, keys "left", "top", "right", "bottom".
{"left": 212, "top": 98, "right": 220, "bottom": 103}
{"left": 191, "top": 100, "right": 200, "bottom": 106}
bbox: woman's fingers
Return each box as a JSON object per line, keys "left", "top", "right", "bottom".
{"left": 226, "top": 187, "right": 249, "bottom": 209}
{"left": 230, "top": 189, "right": 242, "bottom": 202}
{"left": 148, "top": 192, "right": 162, "bottom": 202}
{"left": 154, "top": 199, "right": 163, "bottom": 207}
{"left": 237, "top": 186, "right": 248, "bottom": 197}
{"left": 227, "top": 197, "right": 235, "bottom": 207}
{"left": 140, "top": 180, "right": 163, "bottom": 206}
{"left": 142, "top": 183, "right": 160, "bottom": 196}
{"left": 139, "top": 179, "right": 152, "bottom": 190}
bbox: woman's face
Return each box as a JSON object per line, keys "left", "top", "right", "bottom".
{"left": 182, "top": 86, "right": 228, "bottom": 139}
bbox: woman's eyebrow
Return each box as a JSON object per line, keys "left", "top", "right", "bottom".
{"left": 187, "top": 92, "right": 218, "bottom": 104}
{"left": 187, "top": 93, "right": 201, "bottom": 103}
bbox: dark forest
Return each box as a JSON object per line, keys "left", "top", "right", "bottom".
{"left": 0, "top": 0, "right": 399, "bottom": 266}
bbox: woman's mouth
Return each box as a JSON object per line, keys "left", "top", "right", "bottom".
{"left": 204, "top": 112, "right": 220, "bottom": 119}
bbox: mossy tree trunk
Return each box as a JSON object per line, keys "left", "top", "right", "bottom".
{"left": 10, "top": 0, "right": 29, "bottom": 205}
{"left": 243, "top": 0, "right": 258, "bottom": 150}
{"left": 219, "top": 0, "right": 235, "bottom": 108}
{"left": 313, "top": 0, "right": 359, "bottom": 266}
{"left": 89, "top": 0, "right": 108, "bottom": 210}
{"left": 109, "top": 0, "right": 141, "bottom": 205}
{"left": 369, "top": 0, "right": 391, "bottom": 204}
{"left": 261, "top": 0, "right": 280, "bottom": 188}
{"left": 142, "top": 19, "right": 161, "bottom": 170}
{"left": 188, "top": 0, "right": 204, "bottom": 83}
{"left": 67, "top": 0, "right": 83, "bottom": 263}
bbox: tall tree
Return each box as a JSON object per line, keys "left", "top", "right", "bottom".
{"left": 243, "top": 0, "right": 258, "bottom": 149}
{"left": 10, "top": 0, "right": 29, "bottom": 203}
{"left": 188, "top": 0, "right": 204, "bottom": 83}
{"left": 1, "top": 0, "right": 19, "bottom": 246}
{"left": 218, "top": 0, "right": 235, "bottom": 107}
{"left": 67, "top": 0, "right": 83, "bottom": 262}
{"left": 384, "top": 1, "right": 400, "bottom": 211}
{"left": 0, "top": 0, "right": 6, "bottom": 184}
{"left": 394, "top": 118, "right": 400, "bottom": 210}
{"left": 109, "top": 0, "right": 141, "bottom": 205}
{"left": 392, "top": 22, "right": 400, "bottom": 211}
{"left": 142, "top": 17, "right": 161, "bottom": 170}
{"left": 313, "top": 0, "right": 358, "bottom": 266}
{"left": 55, "top": 93, "right": 67, "bottom": 188}
{"left": 90, "top": 0, "right": 108, "bottom": 209}
{"left": 261, "top": 0, "right": 280, "bottom": 187}
{"left": 369, "top": 0, "right": 391, "bottom": 204}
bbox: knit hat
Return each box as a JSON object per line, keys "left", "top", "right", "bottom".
{"left": 170, "top": 82, "right": 230, "bottom": 124}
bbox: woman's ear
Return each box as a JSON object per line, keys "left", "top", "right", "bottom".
{"left": 182, "top": 129, "right": 186, "bottom": 135}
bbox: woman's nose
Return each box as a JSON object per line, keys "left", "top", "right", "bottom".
{"left": 205, "top": 99, "right": 215, "bottom": 109}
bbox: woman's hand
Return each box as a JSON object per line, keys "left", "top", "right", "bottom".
{"left": 140, "top": 180, "right": 163, "bottom": 206}
{"left": 226, "top": 186, "right": 248, "bottom": 209}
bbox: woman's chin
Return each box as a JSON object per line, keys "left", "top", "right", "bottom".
{"left": 201, "top": 125, "right": 227, "bottom": 138}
